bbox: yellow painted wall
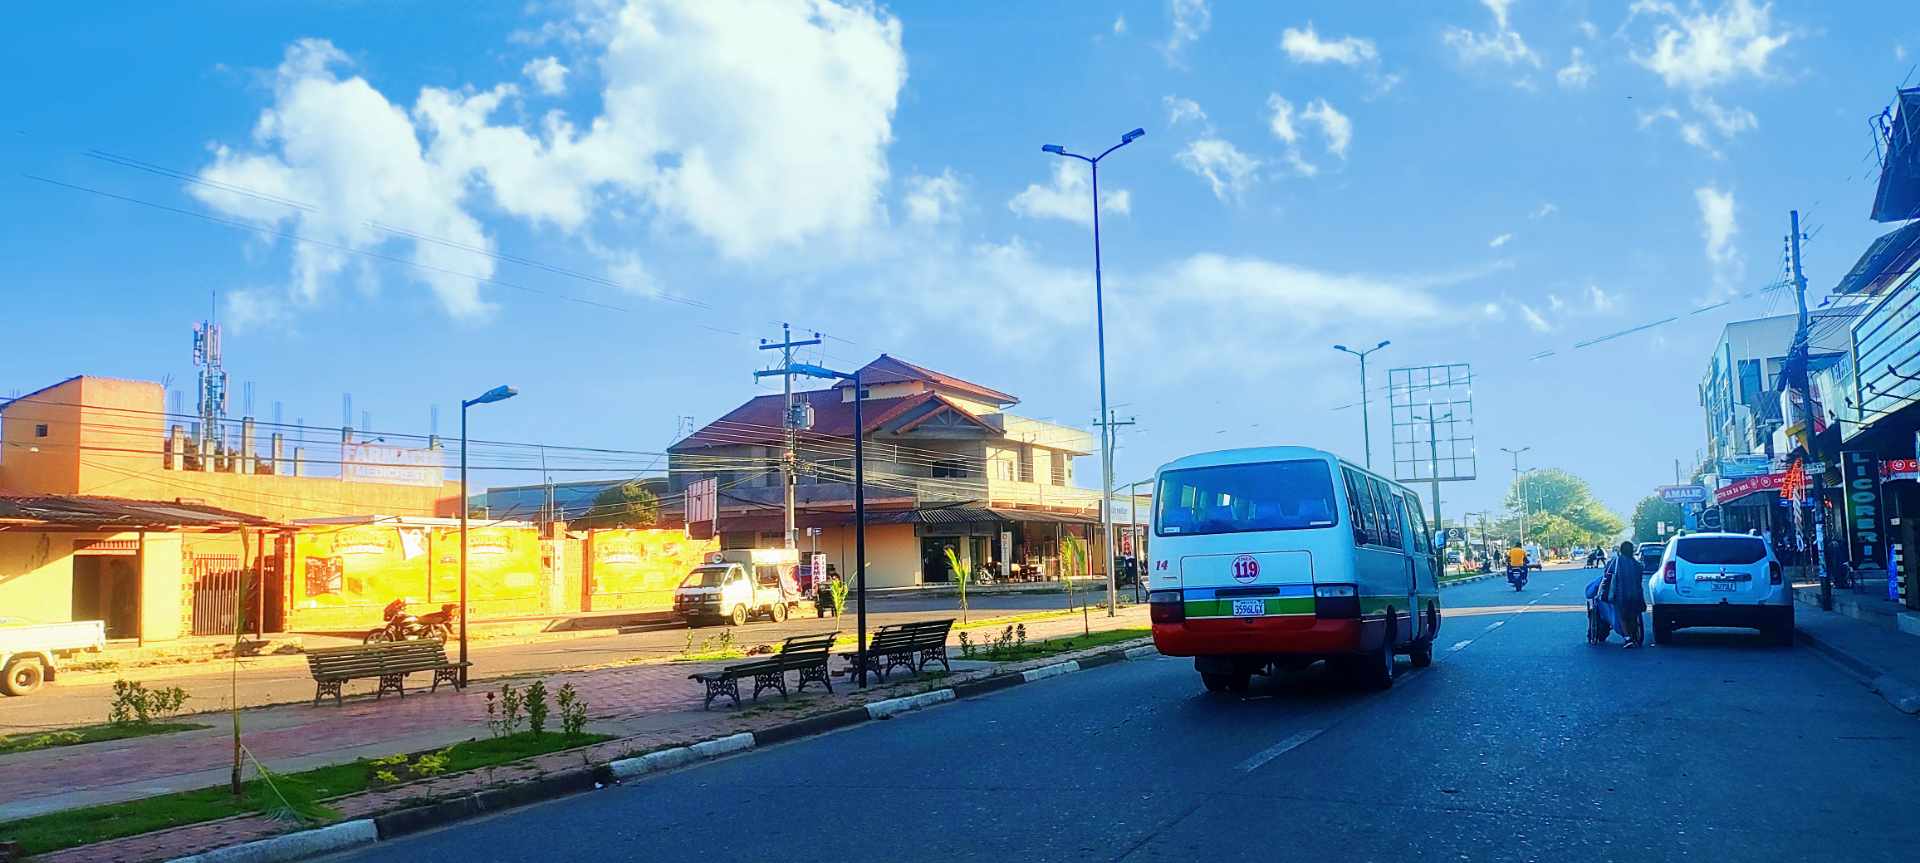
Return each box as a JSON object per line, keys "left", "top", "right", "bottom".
{"left": 811, "top": 523, "right": 921, "bottom": 588}
{"left": 287, "top": 524, "right": 433, "bottom": 632}
{"left": 582, "top": 528, "right": 717, "bottom": 612}
{"left": 0, "top": 532, "right": 74, "bottom": 623}
{"left": 139, "top": 533, "right": 182, "bottom": 641}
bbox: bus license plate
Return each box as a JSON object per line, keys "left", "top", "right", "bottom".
{"left": 1231, "top": 599, "right": 1265, "bottom": 616}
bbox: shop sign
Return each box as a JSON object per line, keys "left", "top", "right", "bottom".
{"left": 1843, "top": 450, "right": 1886, "bottom": 570}
{"left": 1715, "top": 472, "right": 1784, "bottom": 506}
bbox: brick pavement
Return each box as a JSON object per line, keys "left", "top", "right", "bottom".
{"left": 10, "top": 606, "right": 1150, "bottom": 863}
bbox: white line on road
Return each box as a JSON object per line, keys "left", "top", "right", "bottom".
{"left": 1449, "top": 639, "right": 1473, "bottom": 652}
{"left": 1237, "top": 728, "right": 1325, "bottom": 773}
{"left": 1486, "top": 620, "right": 1506, "bottom": 630}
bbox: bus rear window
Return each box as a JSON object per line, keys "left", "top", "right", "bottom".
{"left": 1155, "top": 460, "right": 1339, "bottom": 536}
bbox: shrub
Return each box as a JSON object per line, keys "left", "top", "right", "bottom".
{"left": 525, "top": 680, "right": 550, "bottom": 736}
{"left": 107, "top": 680, "right": 190, "bottom": 727}
{"left": 485, "top": 684, "right": 525, "bottom": 738}
{"left": 557, "top": 683, "right": 588, "bottom": 736}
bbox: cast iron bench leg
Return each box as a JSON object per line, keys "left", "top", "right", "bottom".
{"left": 377, "top": 673, "right": 405, "bottom": 700}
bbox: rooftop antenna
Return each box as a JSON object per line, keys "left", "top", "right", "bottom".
{"left": 192, "top": 292, "right": 229, "bottom": 451}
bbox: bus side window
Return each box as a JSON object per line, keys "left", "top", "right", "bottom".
{"left": 1403, "top": 493, "right": 1431, "bottom": 553}
{"left": 1341, "top": 468, "right": 1372, "bottom": 544}
{"left": 1369, "top": 477, "right": 1404, "bottom": 548}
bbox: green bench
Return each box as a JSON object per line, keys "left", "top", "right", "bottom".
{"left": 306, "top": 640, "right": 467, "bottom": 706}
{"left": 689, "top": 631, "right": 839, "bottom": 709}
{"left": 843, "top": 618, "right": 954, "bottom": 683}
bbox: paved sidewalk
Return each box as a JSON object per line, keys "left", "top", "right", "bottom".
{"left": 0, "top": 605, "right": 1149, "bottom": 823}
{"left": 1794, "top": 585, "right": 1920, "bottom": 714}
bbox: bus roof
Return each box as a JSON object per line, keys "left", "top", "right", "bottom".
{"left": 1154, "top": 446, "right": 1405, "bottom": 487}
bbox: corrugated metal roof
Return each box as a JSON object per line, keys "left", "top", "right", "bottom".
{"left": 0, "top": 495, "right": 276, "bottom": 529}
{"left": 1834, "top": 220, "right": 1920, "bottom": 295}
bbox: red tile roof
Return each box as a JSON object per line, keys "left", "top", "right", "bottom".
{"left": 830, "top": 355, "right": 1018, "bottom": 405}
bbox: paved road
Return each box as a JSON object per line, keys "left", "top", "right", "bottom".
{"left": 2, "top": 591, "right": 1112, "bottom": 731}
{"left": 324, "top": 567, "right": 1920, "bottom": 862}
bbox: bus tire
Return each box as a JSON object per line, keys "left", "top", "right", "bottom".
{"left": 1200, "top": 672, "right": 1233, "bottom": 693}
{"left": 1357, "top": 632, "right": 1395, "bottom": 690}
{"left": 1408, "top": 639, "right": 1433, "bottom": 668}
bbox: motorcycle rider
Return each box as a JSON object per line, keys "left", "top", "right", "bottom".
{"left": 1506, "top": 542, "right": 1528, "bottom": 571}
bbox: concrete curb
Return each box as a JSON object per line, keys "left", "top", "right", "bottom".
{"left": 1796, "top": 624, "right": 1920, "bottom": 715}
{"left": 163, "top": 819, "right": 377, "bottom": 863}
{"left": 158, "top": 638, "right": 1162, "bottom": 863}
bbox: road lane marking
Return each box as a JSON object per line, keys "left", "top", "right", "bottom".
{"left": 1485, "top": 620, "right": 1506, "bottom": 630}
{"left": 1449, "top": 639, "right": 1473, "bottom": 652}
{"left": 1237, "top": 728, "right": 1325, "bottom": 773}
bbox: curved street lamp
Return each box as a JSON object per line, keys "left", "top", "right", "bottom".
{"left": 459, "top": 384, "right": 517, "bottom": 685}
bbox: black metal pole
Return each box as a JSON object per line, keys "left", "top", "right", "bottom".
{"left": 852, "top": 369, "right": 868, "bottom": 688}
{"left": 458, "top": 400, "right": 469, "bottom": 686}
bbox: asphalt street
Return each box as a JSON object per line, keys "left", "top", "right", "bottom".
{"left": 3, "top": 590, "right": 1108, "bottom": 730}
{"left": 323, "top": 566, "right": 1920, "bottom": 863}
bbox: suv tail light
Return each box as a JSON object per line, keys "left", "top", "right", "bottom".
{"left": 1769, "top": 561, "right": 1782, "bottom": 585}
{"left": 1663, "top": 561, "right": 1677, "bottom": 584}
{"left": 1313, "top": 583, "right": 1361, "bottom": 619}
{"left": 1148, "top": 590, "right": 1185, "bottom": 624}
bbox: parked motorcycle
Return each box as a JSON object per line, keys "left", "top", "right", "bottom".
{"left": 365, "top": 599, "right": 456, "bottom": 644}
{"left": 1506, "top": 564, "right": 1530, "bottom": 592}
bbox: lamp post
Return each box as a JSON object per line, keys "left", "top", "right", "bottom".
{"left": 1334, "top": 341, "right": 1391, "bottom": 469}
{"left": 1410, "top": 407, "right": 1452, "bottom": 535}
{"left": 458, "top": 384, "right": 517, "bottom": 686}
{"left": 783, "top": 362, "right": 871, "bottom": 686}
{"left": 1500, "top": 445, "right": 1531, "bottom": 545}
{"left": 1043, "top": 127, "right": 1144, "bottom": 618}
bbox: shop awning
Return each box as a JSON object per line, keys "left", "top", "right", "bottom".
{"left": 0, "top": 495, "right": 278, "bottom": 531}
{"left": 988, "top": 508, "right": 1102, "bottom": 525}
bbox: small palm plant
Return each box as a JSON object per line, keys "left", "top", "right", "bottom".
{"left": 942, "top": 546, "right": 972, "bottom": 623}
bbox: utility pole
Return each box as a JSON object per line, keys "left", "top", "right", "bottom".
{"left": 1414, "top": 408, "right": 1452, "bottom": 533}
{"left": 1093, "top": 410, "right": 1136, "bottom": 615}
{"left": 760, "top": 324, "right": 822, "bottom": 550}
{"left": 1788, "top": 210, "right": 1831, "bottom": 611}
{"left": 1501, "top": 446, "right": 1531, "bottom": 543}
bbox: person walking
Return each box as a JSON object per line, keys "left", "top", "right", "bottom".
{"left": 1605, "top": 539, "right": 1648, "bottom": 648}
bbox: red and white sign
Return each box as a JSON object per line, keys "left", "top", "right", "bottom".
{"left": 1231, "top": 554, "right": 1260, "bottom": 584}
{"left": 1884, "top": 459, "right": 1918, "bottom": 481}
{"left": 1715, "top": 472, "right": 1784, "bottom": 506}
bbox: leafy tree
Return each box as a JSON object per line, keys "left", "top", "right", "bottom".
{"left": 573, "top": 480, "right": 660, "bottom": 529}
{"left": 1501, "top": 468, "right": 1625, "bottom": 548}
{"left": 1631, "top": 496, "right": 1686, "bottom": 544}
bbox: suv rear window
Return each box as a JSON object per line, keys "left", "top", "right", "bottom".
{"left": 1673, "top": 537, "right": 1767, "bottom": 565}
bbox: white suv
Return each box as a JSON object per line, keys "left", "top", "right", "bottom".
{"left": 1648, "top": 532, "right": 1792, "bottom": 646}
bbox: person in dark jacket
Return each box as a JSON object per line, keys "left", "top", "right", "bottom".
{"left": 1606, "top": 540, "right": 1648, "bottom": 647}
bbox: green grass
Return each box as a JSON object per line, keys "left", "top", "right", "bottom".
{"left": 0, "top": 731, "right": 610, "bottom": 856}
{"left": 962, "top": 627, "right": 1149, "bottom": 663}
{"left": 0, "top": 722, "right": 208, "bottom": 755}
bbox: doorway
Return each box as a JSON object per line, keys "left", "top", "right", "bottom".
{"left": 921, "top": 537, "right": 959, "bottom": 583}
{"left": 73, "top": 555, "right": 140, "bottom": 639}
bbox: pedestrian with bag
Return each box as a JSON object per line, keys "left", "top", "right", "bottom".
{"left": 1604, "top": 539, "right": 1648, "bottom": 648}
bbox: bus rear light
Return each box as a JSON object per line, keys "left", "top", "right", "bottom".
{"left": 1148, "top": 590, "right": 1185, "bottom": 624}
{"left": 1313, "top": 583, "right": 1360, "bottom": 619}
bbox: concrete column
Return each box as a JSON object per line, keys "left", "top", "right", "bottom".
{"left": 293, "top": 447, "right": 305, "bottom": 477}
{"left": 240, "top": 418, "right": 256, "bottom": 472}
{"left": 167, "top": 425, "right": 185, "bottom": 471}
{"left": 270, "top": 433, "right": 284, "bottom": 476}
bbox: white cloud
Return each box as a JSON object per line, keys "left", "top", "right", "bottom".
{"left": 1519, "top": 303, "right": 1553, "bottom": 332}
{"left": 1113, "top": 15, "right": 1127, "bottom": 35}
{"left": 521, "top": 56, "right": 568, "bottom": 96}
{"left": 1693, "top": 94, "right": 1757, "bottom": 136}
{"left": 1638, "top": 95, "right": 1754, "bottom": 157}
{"left": 1280, "top": 23, "right": 1379, "bottom": 66}
{"left": 1530, "top": 202, "right": 1558, "bottom": 220}
{"left": 1266, "top": 93, "right": 1298, "bottom": 144}
{"left": 1009, "top": 160, "right": 1129, "bottom": 225}
{"left": 1163, "top": 0, "right": 1211, "bottom": 67}
{"left": 1587, "top": 284, "right": 1618, "bottom": 312}
{"left": 1300, "top": 98, "right": 1352, "bottom": 158}
{"left": 1482, "top": 301, "right": 1505, "bottom": 319}
{"left": 1175, "top": 138, "right": 1261, "bottom": 202}
{"left": 1628, "top": 0, "right": 1791, "bottom": 90}
{"left": 1547, "top": 292, "right": 1566, "bottom": 312}
{"left": 1164, "top": 95, "right": 1208, "bottom": 126}
{"left": 1696, "top": 184, "right": 1743, "bottom": 295}
{"left": 1557, "top": 47, "right": 1595, "bottom": 88}
{"left": 1443, "top": 0, "right": 1542, "bottom": 68}
{"left": 1490, "top": 233, "right": 1514, "bottom": 248}
{"left": 194, "top": 2, "right": 911, "bottom": 319}
{"left": 1899, "top": 44, "right": 1909, "bottom": 62}
{"left": 223, "top": 287, "right": 289, "bottom": 331}
{"left": 1637, "top": 106, "right": 1683, "bottom": 128}
{"left": 904, "top": 169, "right": 965, "bottom": 225}
{"left": 1579, "top": 20, "right": 1600, "bottom": 39}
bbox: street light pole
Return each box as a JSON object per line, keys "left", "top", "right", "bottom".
{"left": 1412, "top": 408, "right": 1452, "bottom": 533}
{"left": 458, "top": 384, "right": 517, "bottom": 687}
{"left": 1334, "top": 341, "right": 1391, "bottom": 469}
{"left": 1044, "top": 127, "right": 1144, "bottom": 619}
{"left": 1500, "top": 445, "right": 1531, "bottom": 544}
{"left": 781, "top": 362, "right": 870, "bottom": 686}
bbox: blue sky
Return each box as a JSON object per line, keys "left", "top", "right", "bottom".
{"left": 4, "top": 0, "right": 1915, "bottom": 523}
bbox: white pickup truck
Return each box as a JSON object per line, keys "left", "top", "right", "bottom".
{"left": 0, "top": 618, "right": 107, "bottom": 695}
{"left": 672, "top": 548, "right": 805, "bottom": 627}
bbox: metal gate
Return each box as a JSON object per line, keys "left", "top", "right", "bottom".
{"left": 190, "top": 554, "right": 246, "bottom": 636}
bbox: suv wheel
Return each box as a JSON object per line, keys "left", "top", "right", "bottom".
{"left": 1651, "top": 613, "right": 1673, "bottom": 646}
{"left": 1768, "top": 612, "right": 1795, "bottom": 647}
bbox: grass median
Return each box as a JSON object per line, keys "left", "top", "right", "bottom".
{"left": 958, "top": 627, "right": 1149, "bottom": 663}
{"left": 0, "top": 721, "right": 209, "bottom": 755}
{"left": 0, "top": 731, "right": 610, "bottom": 856}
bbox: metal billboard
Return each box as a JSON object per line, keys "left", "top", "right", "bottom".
{"left": 1387, "top": 364, "right": 1477, "bottom": 483}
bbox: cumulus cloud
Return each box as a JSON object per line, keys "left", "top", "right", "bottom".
{"left": 1638, "top": 95, "right": 1755, "bottom": 157}
{"left": 1176, "top": 138, "right": 1261, "bottom": 202}
{"left": 1557, "top": 47, "right": 1595, "bottom": 88}
{"left": 1587, "top": 284, "right": 1618, "bottom": 312}
{"left": 193, "top": 1, "right": 910, "bottom": 319}
{"left": 1696, "top": 184, "right": 1743, "bottom": 295}
{"left": 1490, "top": 233, "right": 1514, "bottom": 248}
{"left": 1443, "top": 0, "right": 1542, "bottom": 68}
{"left": 1300, "top": 98, "right": 1352, "bottom": 158}
{"left": 1163, "top": 0, "right": 1211, "bottom": 67}
{"left": 1164, "top": 95, "right": 1208, "bottom": 126}
{"left": 521, "top": 56, "right": 568, "bottom": 95}
{"left": 1266, "top": 94, "right": 1299, "bottom": 144}
{"left": 1280, "top": 23, "right": 1378, "bottom": 65}
{"left": 1009, "top": 160, "right": 1129, "bottom": 225}
{"left": 904, "top": 169, "right": 964, "bottom": 225}
{"left": 1628, "top": 0, "right": 1791, "bottom": 90}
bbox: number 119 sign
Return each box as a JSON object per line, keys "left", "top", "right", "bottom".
{"left": 1232, "top": 554, "right": 1260, "bottom": 583}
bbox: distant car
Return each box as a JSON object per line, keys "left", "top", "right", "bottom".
{"left": 1636, "top": 541, "right": 1666, "bottom": 574}
{"left": 1648, "top": 532, "right": 1791, "bottom": 645}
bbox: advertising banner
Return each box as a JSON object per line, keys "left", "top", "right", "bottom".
{"left": 1842, "top": 450, "right": 1886, "bottom": 571}
{"left": 342, "top": 442, "right": 445, "bottom": 487}
{"left": 1718, "top": 456, "right": 1774, "bottom": 479}
{"left": 1715, "top": 473, "right": 1784, "bottom": 506}
{"left": 583, "top": 528, "right": 718, "bottom": 612}
{"left": 1658, "top": 484, "right": 1709, "bottom": 504}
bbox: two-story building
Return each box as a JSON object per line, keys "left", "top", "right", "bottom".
{"left": 667, "top": 355, "right": 1112, "bottom": 589}
{"left": 1699, "top": 314, "right": 1849, "bottom": 533}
